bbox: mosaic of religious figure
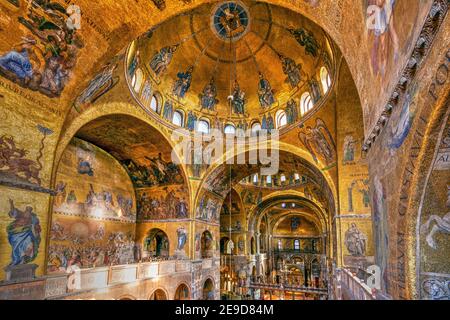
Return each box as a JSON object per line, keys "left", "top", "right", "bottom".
{"left": 177, "top": 227, "right": 188, "bottom": 250}
{"left": 286, "top": 99, "right": 299, "bottom": 124}
{"left": 267, "top": 113, "right": 275, "bottom": 130}
{"left": 344, "top": 223, "right": 367, "bottom": 257}
{"left": 163, "top": 100, "right": 174, "bottom": 121}
{"left": 73, "top": 61, "right": 120, "bottom": 112}
{"left": 258, "top": 73, "right": 275, "bottom": 108}
{"left": 0, "top": 3, "right": 84, "bottom": 97}
{"left": 128, "top": 50, "right": 140, "bottom": 77}
{"left": 387, "top": 83, "right": 419, "bottom": 151}
{"left": 187, "top": 111, "right": 197, "bottom": 131}
{"left": 365, "top": 0, "right": 400, "bottom": 77}
{"left": 6, "top": 199, "right": 41, "bottom": 266}
{"left": 279, "top": 54, "right": 302, "bottom": 88}
{"left": 48, "top": 229, "right": 135, "bottom": 272}
{"left": 288, "top": 27, "right": 320, "bottom": 57}
{"left": 213, "top": 3, "right": 249, "bottom": 40}
{"left": 138, "top": 187, "right": 189, "bottom": 220}
{"left": 309, "top": 78, "right": 321, "bottom": 103}
{"left": 231, "top": 80, "right": 246, "bottom": 114}
{"left": 262, "top": 115, "right": 267, "bottom": 130}
{"left": 421, "top": 186, "right": 450, "bottom": 250}
{"left": 173, "top": 66, "right": 193, "bottom": 98}
{"left": 150, "top": 44, "right": 179, "bottom": 77}
{"left": 298, "top": 118, "right": 336, "bottom": 166}
{"left": 196, "top": 194, "right": 220, "bottom": 223}
{"left": 200, "top": 77, "right": 218, "bottom": 111}
{"left": 343, "top": 135, "right": 357, "bottom": 164}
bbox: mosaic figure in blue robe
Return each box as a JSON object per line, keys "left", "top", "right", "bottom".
{"left": 173, "top": 66, "right": 193, "bottom": 98}
{"left": 128, "top": 50, "right": 140, "bottom": 76}
{"left": 7, "top": 199, "right": 41, "bottom": 266}
{"left": 150, "top": 45, "right": 178, "bottom": 77}
{"left": 187, "top": 111, "right": 197, "bottom": 131}
{"left": 231, "top": 80, "right": 245, "bottom": 114}
{"left": 258, "top": 73, "right": 275, "bottom": 108}
{"left": 177, "top": 227, "right": 187, "bottom": 250}
{"left": 163, "top": 100, "right": 174, "bottom": 120}
{"left": 280, "top": 54, "right": 302, "bottom": 88}
{"left": 261, "top": 115, "right": 267, "bottom": 130}
{"left": 200, "top": 77, "right": 218, "bottom": 111}
{"left": 0, "top": 37, "right": 38, "bottom": 82}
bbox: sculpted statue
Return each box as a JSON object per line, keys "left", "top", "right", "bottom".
{"left": 344, "top": 223, "right": 367, "bottom": 257}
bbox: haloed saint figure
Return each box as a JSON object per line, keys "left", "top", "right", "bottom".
{"left": 6, "top": 199, "right": 41, "bottom": 266}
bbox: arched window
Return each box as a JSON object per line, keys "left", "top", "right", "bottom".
{"left": 278, "top": 239, "right": 283, "bottom": 250}
{"left": 150, "top": 93, "right": 162, "bottom": 114}
{"left": 251, "top": 122, "right": 261, "bottom": 136}
{"left": 276, "top": 110, "right": 287, "bottom": 128}
{"left": 280, "top": 174, "right": 286, "bottom": 184}
{"left": 266, "top": 175, "right": 272, "bottom": 186}
{"left": 172, "top": 110, "right": 184, "bottom": 127}
{"left": 131, "top": 68, "right": 144, "bottom": 93}
{"left": 197, "top": 119, "right": 210, "bottom": 134}
{"left": 320, "top": 67, "right": 331, "bottom": 94}
{"left": 294, "top": 173, "right": 300, "bottom": 181}
{"left": 224, "top": 124, "right": 236, "bottom": 135}
{"left": 294, "top": 239, "right": 300, "bottom": 250}
{"left": 300, "top": 92, "right": 313, "bottom": 116}
{"left": 253, "top": 174, "right": 258, "bottom": 185}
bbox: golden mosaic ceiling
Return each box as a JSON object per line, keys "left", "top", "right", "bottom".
{"left": 133, "top": 0, "right": 334, "bottom": 123}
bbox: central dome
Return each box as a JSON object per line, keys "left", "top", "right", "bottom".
{"left": 211, "top": 1, "right": 250, "bottom": 42}
{"left": 127, "top": 0, "right": 335, "bottom": 133}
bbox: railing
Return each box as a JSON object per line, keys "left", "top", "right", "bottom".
{"left": 249, "top": 282, "right": 328, "bottom": 295}
{"left": 0, "top": 258, "right": 219, "bottom": 300}
{"left": 335, "top": 268, "right": 376, "bottom": 300}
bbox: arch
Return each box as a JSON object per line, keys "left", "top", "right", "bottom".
{"left": 276, "top": 110, "right": 287, "bottom": 128}
{"left": 224, "top": 123, "right": 236, "bottom": 135}
{"left": 150, "top": 92, "right": 163, "bottom": 114}
{"left": 250, "top": 237, "right": 256, "bottom": 255}
{"left": 117, "top": 294, "right": 137, "bottom": 300}
{"left": 202, "top": 278, "right": 215, "bottom": 300}
{"left": 197, "top": 118, "right": 210, "bottom": 134}
{"left": 173, "top": 109, "right": 184, "bottom": 127}
{"left": 149, "top": 288, "right": 168, "bottom": 300}
{"left": 251, "top": 122, "right": 261, "bottom": 136}
{"left": 201, "top": 230, "right": 214, "bottom": 258}
{"left": 300, "top": 92, "right": 313, "bottom": 116}
{"left": 174, "top": 283, "right": 190, "bottom": 300}
{"left": 144, "top": 228, "right": 169, "bottom": 258}
{"left": 220, "top": 236, "right": 230, "bottom": 254}
{"left": 320, "top": 66, "right": 331, "bottom": 94}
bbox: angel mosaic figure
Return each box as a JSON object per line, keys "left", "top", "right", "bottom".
{"left": 173, "top": 66, "right": 193, "bottom": 98}
{"left": 279, "top": 54, "right": 302, "bottom": 88}
{"left": 288, "top": 27, "right": 320, "bottom": 57}
{"left": 258, "top": 72, "right": 275, "bottom": 108}
{"left": 200, "top": 77, "right": 218, "bottom": 111}
{"left": 150, "top": 44, "right": 179, "bottom": 77}
{"left": 298, "top": 118, "right": 336, "bottom": 165}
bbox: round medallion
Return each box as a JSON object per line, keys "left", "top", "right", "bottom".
{"left": 211, "top": 1, "right": 250, "bottom": 42}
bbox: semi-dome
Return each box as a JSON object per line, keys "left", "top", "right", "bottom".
{"left": 126, "top": 0, "right": 335, "bottom": 134}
